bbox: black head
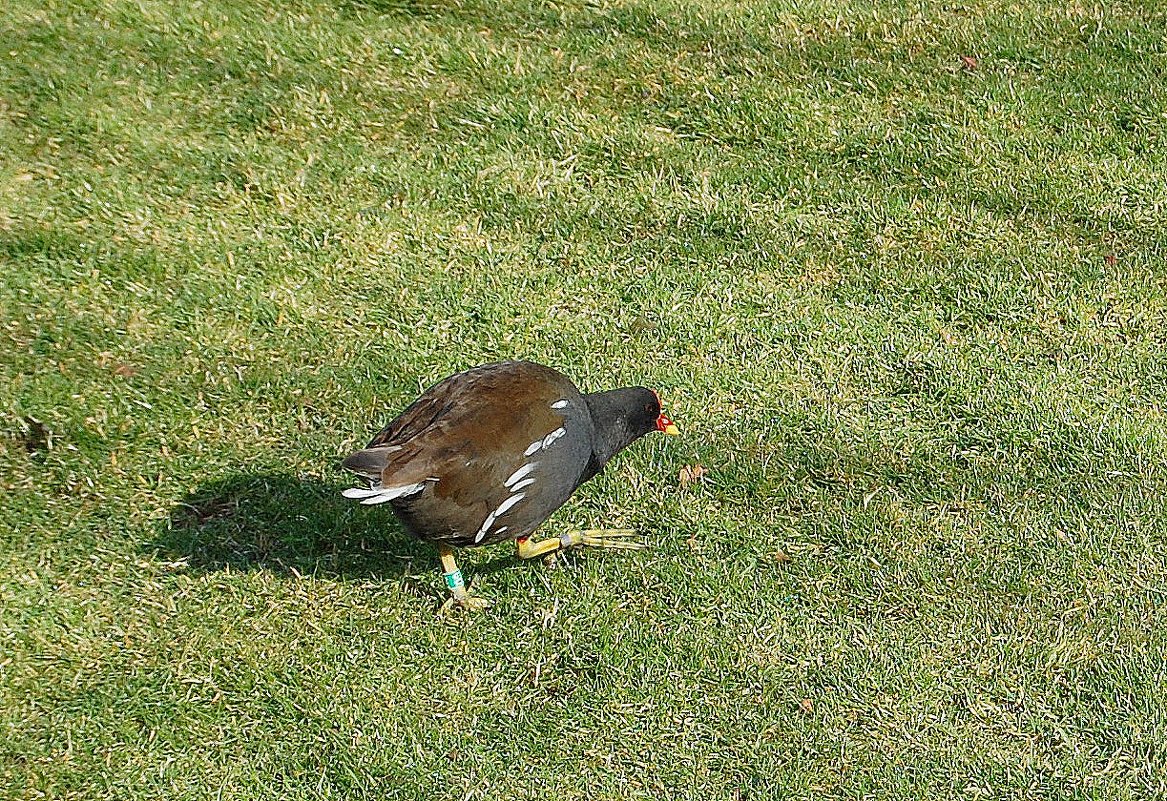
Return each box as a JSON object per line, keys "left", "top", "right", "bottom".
{"left": 583, "top": 386, "right": 679, "bottom": 472}
{"left": 629, "top": 387, "right": 679, "bottom": 437}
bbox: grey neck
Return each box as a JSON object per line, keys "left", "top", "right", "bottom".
{"left": 582, "top": 387, "right": 651, "bottom": 475}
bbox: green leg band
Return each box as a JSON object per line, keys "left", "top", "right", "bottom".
{"left": 444, "top": 570, "right": 465, "bottom": 592}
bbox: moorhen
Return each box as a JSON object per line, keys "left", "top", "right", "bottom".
{"left": 342, "top": 360, "right": 679, "bottom": 609}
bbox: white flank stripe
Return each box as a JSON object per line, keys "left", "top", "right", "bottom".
{"left": 550, "top": 399, "right": 569, "bottom": 409}
{"left": 474, "top": 512, "right": 497, "bottom": 543}
{"left": 510, "top": 477, "right": 536, "bottom": 492}
{"left": 504, "top": 462, "right": 537, "bottom": 488}
{"left": 525, "top": 426, "right": 567, "bottom": 456}
{"left": 494, "top": 492, "right": 525, "bottom": 517}
{"left": 494, "top": 526, "right": 508, "bottom": 536}
{"left": 541, "top": 426, "right": 567, "bottom": 449}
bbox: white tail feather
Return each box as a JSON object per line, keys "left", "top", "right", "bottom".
{"left": 342, "top": 482, "right": 426, "bottom": 505}
{"left": 342, "top": 487, "right": 382, "bottom": 499}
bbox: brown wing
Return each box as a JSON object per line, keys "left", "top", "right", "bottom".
{"left": 366, "top": 362, "right": 574, "bottom": 449}
{"left": 344, "top": 362, "right": 593, "bottom": 544}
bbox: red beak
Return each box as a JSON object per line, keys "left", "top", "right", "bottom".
{"left": 655, "top": 411, "right": 679, "bottom": 436}
{"left": 657, "top": 414, "right": 678, "bottom": 434}
{"left": 651, "top": 390, "right": 679, "bottom": 435}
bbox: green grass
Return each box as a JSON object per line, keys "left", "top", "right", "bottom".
{"left": 4, "top": 0, "right": 1167, "bottom": 797}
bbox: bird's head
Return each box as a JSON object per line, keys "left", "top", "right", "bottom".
{"left": 649, "top": 389, "right": 680, "bottom": 436}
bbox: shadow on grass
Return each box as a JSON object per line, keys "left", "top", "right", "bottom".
{"left": 153, "top": 472, "right": 417, "bottom": 577}
{"left": 151, "top": 472, "right": 521, "bottom": 591}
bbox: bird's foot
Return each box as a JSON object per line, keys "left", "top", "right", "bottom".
{"left": 516, "top": 529, "right": 644, "bottom": 561}
{"left": 560, "top": 529, "right": 644, "bottom": 551}
{"left": 440, "top": 592, "right": 492, "bottom": 614}
{"left": 436, "top": 545, "right": 488, "bottom": 613}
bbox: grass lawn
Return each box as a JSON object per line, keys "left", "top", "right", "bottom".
{"left": 4, "top": 0, "right": 1167, "bottom": 797}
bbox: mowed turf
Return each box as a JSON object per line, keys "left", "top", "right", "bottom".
{"left": 3, "top": 0, "right": 1167, "bottom": 797}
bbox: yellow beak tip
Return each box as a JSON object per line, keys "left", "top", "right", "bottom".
{"left": 663, "top": 423, "right": 680, "bottom": 436}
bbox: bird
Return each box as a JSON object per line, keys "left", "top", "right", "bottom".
{"left": 341, "top": 360, "right": 679, "bottom": 609}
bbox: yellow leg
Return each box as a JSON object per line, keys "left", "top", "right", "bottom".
{"left": 437, "top": 544, "right": 489, "bottom": 612}
{"left": 515, "top": 529, "right": 643, "bottom": 560}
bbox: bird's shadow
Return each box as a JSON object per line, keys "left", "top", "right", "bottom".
{"left": 150, "top": 472, "right": 519, "bottom": 589}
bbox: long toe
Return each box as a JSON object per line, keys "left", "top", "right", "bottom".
{"left": 460, "top": 595, "right": 492, "bottom": 611}
{"left": 440, "top": 594, "right": 492, "bottom": 614}
{"left": 571, "top": 529, "right": 645, "bottom": 550}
